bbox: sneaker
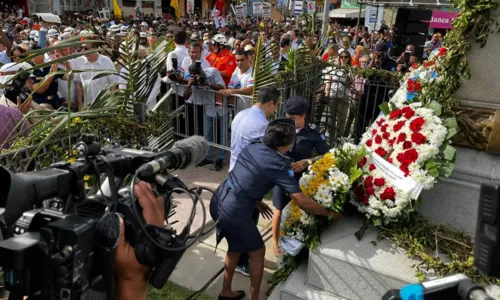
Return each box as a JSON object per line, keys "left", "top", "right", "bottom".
{"left": 196, "top": 158, "right": 213, "bottom": 167}
{"left": 235, "top": 264, "right": 250, "bottom": 277}
{"left": 215, "top": 159, "right": 223, "bottom": 171}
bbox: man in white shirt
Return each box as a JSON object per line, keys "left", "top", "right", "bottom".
{"left": 51, "top": 40, "right": 77, "bottom": 110}
{"left": 220, "top": 49, "right": 254, "bottom": 108}
{"left": 73, "top": 43, "right": 119, "bottom": 110}
{"left": 163, "top": 31, "right": 189, "bottom": 113}
{"left": 227, "top": 86, "right": 280, "bottom": 276}
{"left": 183, "top": 63, "right": 226, "bottom": 170}
{"left": 169, "top": 42, "right": 210, "bottom": 136}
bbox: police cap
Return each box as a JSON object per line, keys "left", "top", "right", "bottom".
{"left": 285, "top": 96, "right": 308, "bottom": 115}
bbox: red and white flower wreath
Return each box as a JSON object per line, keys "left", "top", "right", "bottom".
{"left": 351, "top": 102, "right": 449, "bottom": 222}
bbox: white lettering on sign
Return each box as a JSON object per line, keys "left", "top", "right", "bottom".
{"left": 431, "top": 17, "right": 450, "bottom": 23}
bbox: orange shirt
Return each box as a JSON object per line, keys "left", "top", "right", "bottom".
{"left": 211, "top": 48, "right": 236, "bottom": 87}
{"left": 205, "top": 52, "right": 217, "bottom": 66}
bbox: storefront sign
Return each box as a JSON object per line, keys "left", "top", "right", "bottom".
{"left": 430, "top": 10, "right": 458, "bottom": 29}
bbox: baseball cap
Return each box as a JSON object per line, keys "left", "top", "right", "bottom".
{"left": 285, "top": 96, "right": 308, "bottom": 115}
{"left": 140, "top": 22, "right": 148, "bottom": 27}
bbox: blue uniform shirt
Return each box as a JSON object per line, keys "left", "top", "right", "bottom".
{"left": 289, "top": 123, "right": 329, "bottom": 163}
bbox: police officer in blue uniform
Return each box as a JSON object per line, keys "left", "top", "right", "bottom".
{"left": 271, "top": 96, "right": 330, "bottom": 256}
{"left": 210, "top": 118, "right": 332, "bottom": 300}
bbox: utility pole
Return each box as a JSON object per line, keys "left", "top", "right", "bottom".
{"left": 321, "top": 0, "right": 329, "bottom": 36}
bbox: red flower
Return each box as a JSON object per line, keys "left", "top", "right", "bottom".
{"left": 411, "top": 132, "right": 427, "bottom": 145}
{"left": 407, "top": 78, "right": 423, "bottom": 93}
{"left": 376, "top": 118, "right": 385, "bottom": 126}
{"left": 423, "top": 60, "right": 435, "bottom": 68}
{"left": 399, "top": 164, "right": 410, "bottom": 176}
{"left": 393, "top": 121, "right": 406, "bottom": 132}
{"left": 375, "top": 135, "right": 383, "bottom": 144}
{"left": 401, "top": 106, "right": 415, "bottom": 119}
{"left": 381, "top": 124, "right": 388, "bottom": 133}
{"left": 410, "top": 117, "right": 425, "bottom": 132}
{"left": 438, "top": 47, "right": 448, "bottom": 57}
{"left": 372, "top": 129, "right": 377, "bottom": 135}
{"left": 375, "top": 147, "right": 387, "bottom": 157}
{"left": 358, "top": 156, "right": 367, "bottom": 168}
{"left": 380, "top": 187, "right": 396, "bottom": 200}
{"left": 404, "top": 148, "right": 419, "bottom": 163}
{"left": 374, "top": 177, "right": 385, "bottom": 187}
{"left": 388, "top": 138, "right": 395, "bottom": 146}
{"left": 366, "top": 186, "right": 375, "bottom": 196}
{"left": 382, "top": 132, "right": 390, "bottom": 139}
{"left": 412, "top": 63, "right": 419, "bottom": 69}
{"left": 390, "top": 109, "right": 403, "bottom": 120}
{"left": 403, "top": 141, "right": 413, "bottom": 149}
{"left": 364, "top": 176, "right": 374, "bottom": 187}
{"left": 388, "top": 157, "right": 393, "bottom": 164}
{"left": 366, "top": 139, "right": 373, "bottom": 147}
{"left": 362, "top": 196, "right": 370, "bottom": 205}
{"left": 369, "top": 164, "right": 376, "bottom": 171}
{"left": 397, "top": 133, "right": 407, "bottom": 143}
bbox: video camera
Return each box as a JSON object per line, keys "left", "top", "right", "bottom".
{"left": 187, "top": 60, "right": 206, "bottom": 86}
{"left": 0, "top": 134, "right": 209, "bottom": 300}
{"left": 4, "top": 68, "right": 31, "bottom": 104}
{"left": 382, "top": 184, "right": 500, "bottom": 300}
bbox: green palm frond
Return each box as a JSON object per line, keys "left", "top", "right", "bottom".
{"left": 252, "top": 36, "right": 279, "bottom": 102}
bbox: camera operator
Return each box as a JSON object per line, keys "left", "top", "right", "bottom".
{"left": 114, "top": 181, "right": 165, "bottom": 300}
{"left": 183, "top": 59, "right": 225, "bottom": 170}
{"left": 396, "top": 44, "right": 416, "bottom": 65}
{"left": 367, "top": 42, "right": 395, "bottom": 72}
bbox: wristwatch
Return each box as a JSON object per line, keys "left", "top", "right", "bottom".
{"left": 305, "top": 159, "right": 313, "bottom": 166}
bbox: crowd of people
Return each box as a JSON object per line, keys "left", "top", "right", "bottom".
{"left": 0, "top": 4, "right": 448, "bottom": 299}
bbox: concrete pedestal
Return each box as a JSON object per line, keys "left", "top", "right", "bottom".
{"left": 419, "top": 147, "right": 500, "bottom": 237}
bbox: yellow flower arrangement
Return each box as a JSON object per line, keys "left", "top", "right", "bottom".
{"left": 301, "top": 153, "right": 335, "bottom": 197}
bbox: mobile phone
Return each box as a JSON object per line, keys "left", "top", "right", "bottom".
{"left": 404, "top": 51, "right": 411, "bottom": 60}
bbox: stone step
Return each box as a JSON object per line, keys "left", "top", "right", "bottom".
{"left": 281, "top": 261, "right": 345, "bottom": 300}
{"left": 306, "top": 215, "right": 421, "bottom": 300}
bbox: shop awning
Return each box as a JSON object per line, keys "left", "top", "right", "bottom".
{"left": 329, "top": 8, "right": 365, "bottom": 18}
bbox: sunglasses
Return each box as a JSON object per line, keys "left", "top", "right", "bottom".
{"left": 340, "top": 55, "right": 350, "bottom": 59}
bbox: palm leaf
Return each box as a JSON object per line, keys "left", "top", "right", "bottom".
{"left": 2, "top": 33, "right": 177, "bottom": 170}
{"left": 252, "top": 36, "right": 280, "bottom": 102}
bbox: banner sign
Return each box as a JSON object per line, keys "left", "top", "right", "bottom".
{"left": 253, "top": 2, "right": 263, "bottom": 15}
{"left": 294, "top": 1, "right": 303, "bottom": 16}
{"left": 429, "top": 10, "right": 458, "bottom": 29}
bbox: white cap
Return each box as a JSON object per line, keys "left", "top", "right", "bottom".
{"left": 80, "top": 30, "right": 90, "bottom": 36}
{"left": 116, "top": 32, "right": 127, "bottom": 37}
{"left": 64, "top": 27, "right": 76, "bottom": 33}
{"left": 59, "top": 32, "right": 71, "bottom": 40}
{"left": 120, "top": 25, "right": 129, "bottom": 32}
{"left": 139, "top": 32, "right": 148, "bottom": 38}
{"left": 343, "top": 28, "right": 349, "bottom": 33}
{"left": 140, "top": 22, "right": 148, "bottom": 27}
{"left": 0, "top": 62, "right": 33, "bottom": 85}
{"left": 193, "top": 21, "right": 198, "bottom": 25}
{"left": 47, "top": 29, "right": 59, "bottom": 38}
{"left": 110, "top": 25, "right": 120, "bottom": 32}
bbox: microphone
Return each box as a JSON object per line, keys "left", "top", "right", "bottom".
{"left": 137, "top": 136, "right": 208, "bottom": 177}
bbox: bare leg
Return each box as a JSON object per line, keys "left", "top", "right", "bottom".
{"left": 248, "top": 246, "right": 266, "bottom": 300}
{"left": 272, "top": 209, "right": 282, "bottom": 256}
{"left": 221, "top": 251, "right": 242, "bottom": 298}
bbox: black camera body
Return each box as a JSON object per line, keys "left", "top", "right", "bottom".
{"left": 4, "top": 69, "right": 31, "bottom": 104}
{"left": 0, "top": 134, "right": 205, "bottom": 300}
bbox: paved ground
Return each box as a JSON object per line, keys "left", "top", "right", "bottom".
{"left": 167, "top": 152, "right": 279, "bottom": 299}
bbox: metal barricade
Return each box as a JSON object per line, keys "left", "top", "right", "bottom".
{"left": 167, "top": 83, "right": 253, "bottom": 153}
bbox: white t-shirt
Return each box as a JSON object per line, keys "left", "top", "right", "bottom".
{"left": 163, "top": 45, "right": 190, "bottom": 96}
{"left": 57, "top": 59, "right": 77, "bottom": 104}
{"left": 72, "top": 54, "right": 119, "bottom": 106}
{"left": 228, "top": 67, "right": 254, "bottom": 109}
{"left": 187, "top": 67, "right": 225, "bottom": 117}
{"left": 17, "top": 8, "right": 24, "bottom": 18}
